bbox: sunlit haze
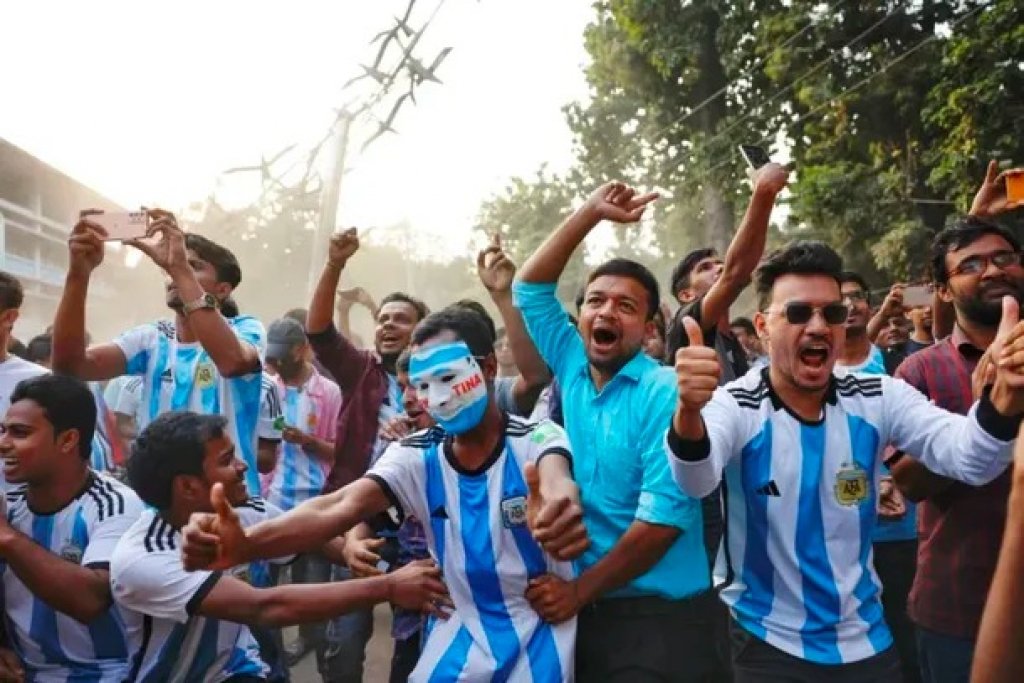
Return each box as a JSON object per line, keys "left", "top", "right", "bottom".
{"left": 0, "top": 1, "right": 592, "bottom": 261}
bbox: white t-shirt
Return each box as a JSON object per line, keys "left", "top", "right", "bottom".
{"left": 111, "top": 498, "right": 291, "bottom": 683}
{"left": 0, "top": 355, "right": 47, "bottom": 417}
{"left": 3, "top": 473, "right": 145, "bottom": 682}
{"left": 104, "top": 376, "right": 144, "bottom": 424}
{"left": 367, "top": 416, "right": 577, "bottom": 682}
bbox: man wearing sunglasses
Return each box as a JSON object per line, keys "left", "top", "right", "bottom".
{"left": 889, "top": 182, "right": 1024, "bottom": 683}
{"left": 664, "top": 240, "right": 1024, "bottom": 683}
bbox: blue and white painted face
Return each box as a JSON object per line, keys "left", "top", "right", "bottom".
{"left": 409, "top": 340, "right": 489, "bottom": 435}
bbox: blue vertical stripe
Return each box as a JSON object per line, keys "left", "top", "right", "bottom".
{"left": 500, "top": 449, "right": 561, "bottom": 680}
{"left": 734, "top": 423, "right": 775, "bottom": 640}
{"left": 147, "top": 335, "right": 170, "bottom": 424}
{"left": 457, "top": 475, "right": 520, "bottom": 682}
{"left": 229, "top": 374, "right": 263, "bottom": 495}
{"left": 847, "top": 415, "right": 893, "bottom": 655}
{"left": 281, "top": 388, "right": 300, "bottom": 510}
{"left": 28, "top": 515, "right": 68, "bottom": 665}
{"left": 427, "top": 625, "right": 472, "bottom": 683}
{"left": 171, "top": 347, "right": 199, "bottom": 411}
{"left": 795, "top": 423, "right": 842, "bottom": 664}
{"left": 183, "top": 618, "right": 222, "bottom": 680}
{"left": 423, "top": 445, "right": 446, "bottom": 644}
{"left": 141, "top": 624, "right": 189, "bottom": 682}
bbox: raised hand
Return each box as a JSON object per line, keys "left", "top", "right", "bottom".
{"left": 880, "top": 284, "right": 907, "bottom": 319}
{"left": 385, "top": 558, "right": 452, "bottom": 618}
{"left": 751, "top": 162, "right": 790, "bottom": 196}
{"left": 582, "top": 182, "right": 658, "bottom": 225}
{"left": 126, "top": 208, "right": 189, "bottom": 276}
{"left": 342, "top": 536, "right": 387, "bottom": 578}
{"left": 990, "top": 297, "right": 1024, "bottom": 416}
{"left": 68, "top": 210, "right": 108, "bottom": 278}
{"left": 328, "top": 228, "right": 359, "bottom": 268}
{"left": 477, "top": 233, "right": 517, "bottom": 294}
{"left": 525, "top": 461, "right": 589, "bottom": 561}
{"left": 181, "top": 483, "right": 250, "bottom": 571}
{"left": 970, "top": 160, "right": 1024, "bottom": 218}
{"left": 675, "top": 317, "right": 720, "bottom": 412}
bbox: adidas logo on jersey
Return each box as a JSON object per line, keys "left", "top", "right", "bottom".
{"left": 756, "top": 480, "right": 781, "bottom": 496}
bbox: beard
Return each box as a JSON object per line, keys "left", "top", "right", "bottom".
{"left": 958, "top": 281, "right": 1024, "bottom": 327}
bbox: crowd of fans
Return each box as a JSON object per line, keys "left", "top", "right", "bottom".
{"left": 0, "top": 159, "right": 1020, "bottom": 682}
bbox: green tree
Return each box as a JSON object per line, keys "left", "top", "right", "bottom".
{"left": 476, "top": 166, "right": 586, "bottom": 303}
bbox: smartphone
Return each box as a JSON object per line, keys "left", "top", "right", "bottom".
{"left": 88, "top": 211, "right": 149, "bottom": 241}
{"left": 739, "top": 144, "right": 772, "bottom": 171}
{"left": 902, "top": 284, "right": 933, "bottom": 309}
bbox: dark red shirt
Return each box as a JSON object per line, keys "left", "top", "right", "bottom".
{"left": 895, "top": 326, "right": 1012, "bottom": 640}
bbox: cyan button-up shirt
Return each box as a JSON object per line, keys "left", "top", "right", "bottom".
{"left": 513, "top": 281, "right": 710, "bottom": 599}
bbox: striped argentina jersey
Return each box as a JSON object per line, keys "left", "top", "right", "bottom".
{"left": 665, "top": 367, "right": 1016, "bottom": 665}
{"left": 113, "top": 317, "right": 267, "bottom": 494}
{"left": 2, "top": 473, "right": 145, "bottom": 682}
{"left": 367, "top": 417, "right": 577, "bottom": 682}
{"left": 110, "top": 498, "right": 291, "bottom": 683}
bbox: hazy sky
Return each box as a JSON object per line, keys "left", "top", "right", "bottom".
{"left": 0, "top": 1, "right": 593, "bottom": 260}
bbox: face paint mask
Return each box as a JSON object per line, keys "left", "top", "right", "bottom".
{"left": 409, "top": 341, "right": 488, "bottom": 435}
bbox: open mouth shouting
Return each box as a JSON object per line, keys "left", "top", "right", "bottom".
{"left": 589, "top": 323, "right": 621, "bottom": 356}
{"left": 798, "top": 341, "right": 831, "bottom": 371}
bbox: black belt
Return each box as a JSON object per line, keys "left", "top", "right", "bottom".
{"left": 580, "top": 590, "right": 716, "bottom": 618}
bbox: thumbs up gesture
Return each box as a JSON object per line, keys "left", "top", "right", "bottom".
{"left": 675, "top": 316, "right": 721, "bottom": 412}
{"left": 181, "top": 483, "right": 251, "bottom": 571}
{"left": 988, "top": 296, "right": 1024, "bottom": 417}
{"left": 525, "top": 461, "right": 590, "bottom": 561}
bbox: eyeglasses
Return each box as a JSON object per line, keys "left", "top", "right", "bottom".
{"left": 948, "top": 250, "right": 1021, "bottom": 277}
{"left": 842, "top": 290, "right": 868, "bottom": 303}
{"left": 765, "top": 302, "right": 849, "bottom": 325}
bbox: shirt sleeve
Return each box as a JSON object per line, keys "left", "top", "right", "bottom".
{"left": 883, "top": 375, "right": 1014, "bottom": 486}
{"left": 102, "top": 379, "right": 122, "bottom": 412}
{"left": 82, "top": 489, "right": 146, "bottom": 568}
{"left": 511, "top": 281, "right": 587, "bottom": 384}
{"left": 366, "top": 443, "right": 425, "bottom": 523}
{"left": 111, "top": 552, "right": 220, "bottom": 623}
{"left": 113, "top": 324, "right": 157, "bottom": 376}
{"left": 525, "top": 419, "right": 572, "bottom": 464}
{"left": 307, "top": 324, "right": 373, "bottom": 392}
{"left": 237, "top": 500, "right": 295, "bottom": 565}
{"left": 258, "top": 375, "right": 282, "bottom": 441}
{"left": 495, "top": 377, "right": 520, "bottom": 416}
{"left": 112, "top": 377, "right": 143, "bottom": 417}
{"left": 664, "top": 386, "right": 743, "bottom": 499}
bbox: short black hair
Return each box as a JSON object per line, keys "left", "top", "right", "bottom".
{"left": 411, "top": 306, "right": 495, "bottom": 358}
{"left": 380, "top": 292, "right": 428, "bottom": 322}
{"left": 128, "top": 412, "right": 228, "bottom": 510}
{"left": 452, "top": 299, "right": 497, "bottom": 344}
{"left": 10, "top": 374, "right": 95, "bottom": 460}
{"left": 25, "top": 334, "right": 52, "bottom": 365}
{"left": 730, "top": 317, "right": 756, "bottom": 336}
{"left": 670, "top": 248, "right": 717, "bottom": 296}
{"left": 396, "top": 349, "right": 412, "bottom": 374}
{"left": 930, "top": 216, "right": 1021, "bottom": 284}
{"left": 754, "top": 241, "right": 844, "bottom": 310}
{"left": 652, "top": 308, "right": 667, "bottom": 340}
{"left": 838, "top": 271, "right": 871, "bottom": 305}
{"left": 185, "top": 234, "right": 242, "bottom": 289}
{"left": 586, "top": 258, "right": 661, "bottom": 319}
{"left": 574, "top": 286, "right": 586, "bottom": 314}
{"left": 0, "top": 272, "right": 24, "bottom": 311}
{"left": 8, "top": 338, "right": 28, "bottom": 360}
{"left": 220, "top": 296, "right": 239, "bottom": 318}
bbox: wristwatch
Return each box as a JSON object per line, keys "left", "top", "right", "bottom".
{"left": 182, "top": 293, "right": 219, "bottom": 315}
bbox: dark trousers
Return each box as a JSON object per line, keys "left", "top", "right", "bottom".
{"left": 390, "top": 631, "right": 422, "bottom": 683}
{"left": 731, "top": 625, "right": 903, "bottom": 683}
{"left": 576, "top": 592, "right": 719, "bottom": 682}
{"left": 916, "top": 626, "right": 975, "bottom": 683}
{"left": 873, "top": 539, "right": 920, "bottom": 683}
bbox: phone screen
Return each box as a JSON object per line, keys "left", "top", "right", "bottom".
{"left": 90, "top": 211, "right": 149, "bottom": 241}
{"left": 902, "top": 285, "right": 933, "bottom": 309}
{"left": 739, "top": 145, "right": 772, "bottom": 170}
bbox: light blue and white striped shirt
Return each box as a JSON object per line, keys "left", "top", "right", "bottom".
{"left": 368, "top": 417, "right": 577, "bottom": 682}
{"left": 2, "top": 473, "right": 144, "bottom": 682}
{"left": 666, "top": 368, "right": 1016, "bottom": 664}
{"left": 113, "top": 317, "right": 266, "bottom": 494}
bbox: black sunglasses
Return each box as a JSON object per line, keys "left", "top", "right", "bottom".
{"left": 766, "top": 302, "right": 849, "bottom": 325}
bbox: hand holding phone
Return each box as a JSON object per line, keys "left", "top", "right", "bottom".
{"left": 902, "top": 284, "right": 933, "bottom": 309}
{"left": 739, "top": 145, "right": 772, "bottom": 171}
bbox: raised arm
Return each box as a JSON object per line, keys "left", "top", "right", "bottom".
{"left": 697, "top": 164, "right": 788, "bottom": 331}
{"left": 182, "top": 478, "right": 391, "bottom": 571}
{"left": 971, "top": 425, "right": 1024, "bottom": 683}
{"left": 52, "top": 213, "right": 129, "bottom": 380}
{"left": 517, "top": 182, "right": 657, "bottom": 284}
{"left": 127, "top": 211, "right": 259, "bottom": 378}
{"left": 478, "top": 235, "right": 551, "bottom": 413}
